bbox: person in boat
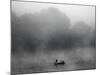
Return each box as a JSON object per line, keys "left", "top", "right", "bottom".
{"left": 54, "top": 59, "right": 66, "bottom": 67}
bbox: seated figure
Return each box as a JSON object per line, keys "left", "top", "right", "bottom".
{"left": 54, "top": 59, "right": 66, "bottom": 67}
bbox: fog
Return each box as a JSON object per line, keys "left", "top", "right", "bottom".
{"left": 11, "top": 1, "right": 96, "bottom": 75}
{"left": 12, "top": 1, "right": 95, "bottom": 26}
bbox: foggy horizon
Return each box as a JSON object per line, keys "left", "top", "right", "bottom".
{"left": 12, "top": 1, "right": 95, "bottom": 26}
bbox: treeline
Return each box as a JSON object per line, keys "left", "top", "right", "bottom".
{"left": 11, "top": 7, "right": 96, "bottom": 53}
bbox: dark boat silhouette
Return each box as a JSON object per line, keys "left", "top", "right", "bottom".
{"left": 54, "top": 59, "right": 66, "bottom": 67}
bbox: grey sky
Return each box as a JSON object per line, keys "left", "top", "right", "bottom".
{"left": 12, "top": 1, "right": 95, "bottom": 26}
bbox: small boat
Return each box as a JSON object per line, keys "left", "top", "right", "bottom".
{"left": 54, "top": 59, "right": 66, "bottom": 67}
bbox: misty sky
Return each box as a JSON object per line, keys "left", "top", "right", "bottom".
{"left": 12, "top": 1, "right": 95, "bottom": 26}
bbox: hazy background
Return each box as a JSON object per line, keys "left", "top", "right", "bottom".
{"left": 11, "top": 1, "right": 96, "bottom": 74}
{"left": 12, "top": 1, "right": 95, "bottom": 26}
